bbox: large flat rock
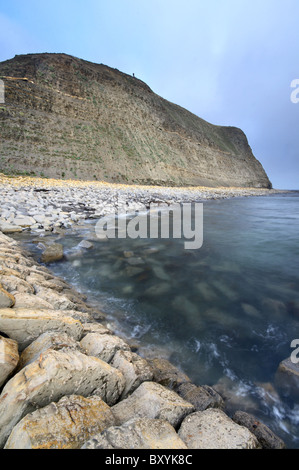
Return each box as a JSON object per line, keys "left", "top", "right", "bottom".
{"left": 0, "top": 308, "right": 83, "bottom": 350}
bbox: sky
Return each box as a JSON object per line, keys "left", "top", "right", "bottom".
{"left": 0, "top": 0, "right": 298, "bottom": 189}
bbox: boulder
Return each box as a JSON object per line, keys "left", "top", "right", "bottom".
{"left": 0, "top": 223, "right": 22, "bottom": 234}
{"left": 148, "top": 357, "right": 191, "bottom": 391}
{"left": 178, "top": 409, "right": 260, "bottom": 449}
{"left": 0, "top": 348, "right": 125, "bottom": 447}
{"left": 12, "top": 293, "right": 53, "bottom": 310}
{"left": 0, "top": 308, "right": 83, "bottom": 350}
{"left": 81, "top": 322, "right": 112, "bottom": 336}
{"left": 0, "top": 275, "right": 35, "bottom": 294}
{"left": 0, "top": 335, "right": 19, "bottom": 387}
{"left": 80, "top": 333, "right": 130, "bottom": 363}
{"left": 82, "top": 418, "right": 187, "bottom": 449}
{"left": 176, "top": 382, "right": 224, "bottom": 411}
{"left": 41, "top": 244, "right": 64, "bottom": 263}
{"left": 0, "top": 285, "right": 15, "bottom": 308}
{"left": 5, "top": 395, "right": 115, "bottom": 449}
{"left": 34, "top": 287, "right": 77, "bottom": 310}
{"left": 16, "top": 331, "right": 83, "bottom": 371}
{"left": 232, "top": 411, "right": 285, "bottom": 449}
{"left": 111, "top": 381, "right": 194, "bottom": 428}
{"left": 111, "top": 349, "right": 154, "bottom": 398}
{"left": 77, "top": 240, "right": 94, "bottom": 250}
{"left": 275, "top": 356, "right": 299, "bottom": 401}
{"left": 13, "top": 215, "right": 36, "bottom": 227}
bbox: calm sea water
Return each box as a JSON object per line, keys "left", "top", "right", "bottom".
{"left": 19, "top": 192, "right": 299, "bottom": 448}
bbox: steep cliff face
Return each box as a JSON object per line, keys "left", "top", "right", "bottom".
{"left": 0, "top": 53, "right": 271, "bottom": 188}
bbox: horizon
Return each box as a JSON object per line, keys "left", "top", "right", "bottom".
{"left": 0, "top": 0, "right": 298, "bottom": 189}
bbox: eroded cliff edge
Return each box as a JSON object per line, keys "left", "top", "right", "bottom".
{"left": 0, "top": 53, "right": 271, "bottom": 188}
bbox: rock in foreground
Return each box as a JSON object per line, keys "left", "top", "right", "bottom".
{"left": 178, "top": 409, "right": 260, "bottom": 449}
{"left": 5, "top": 395, "right": 115, "bottom": 449}
{"left": 82, "top": 417, "right": 187, "bottom": 449}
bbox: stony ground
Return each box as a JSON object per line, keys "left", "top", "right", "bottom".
{"left": 0, "top": 174, "right": 282, "bottom": 235}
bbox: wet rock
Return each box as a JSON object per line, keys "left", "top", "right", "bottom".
{"left": 178, "top": 409, "right": 260, "bottom": 449}
{"left": 148, "top": 357, "right": 191, "bottom": 391}
{"left": 275, "top": 356, "right": 299, "bottom": 400}
{"left": 80, "top": 333, "right": 130, "bottom": 363}
{"left": 213, "top": 376, "right": 259, "bottom": 415}
{"left": 111, "top": 350, "right": 154, "bottom": 398}
{"left": 81, "top": 322, "right": 112, "bottom": 336}
{"left": 41, "top": 243, "right": 64, "bottom": 264}
{"left": 0, "top": 285, "right": 15, "bottom": 308}
{"left": 176, "top": 383, "right": 224, "bottom": 411}
{"left": 77, "top": 240, "right": 94, "bottom": 250}
{"left": 0, "top": 308, "right": 83, "bottom": 350}
{"left": 111, "top": 381, "right": 194, "bottom": 428}
{"left": 0, "top": 335, "right": 19, "bottom": 387}
{"left": 5, "top": 395, "right": 115, "bottom": 449}
{"left": 0, "top": 348, "right": 125, "bottom": 447}
{"left": 232, "top": 410, "right": 285, "bottom": 449}
{"left": 82, "top": 418, "right": 187, "bottom": 449}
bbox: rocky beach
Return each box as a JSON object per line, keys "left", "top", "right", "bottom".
{"left": 0, "top": 174, "right": 291, "bottom": 449}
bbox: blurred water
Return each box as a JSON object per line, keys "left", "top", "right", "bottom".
{"left": 19, "top": 192, "right": 299, "bottom": 448}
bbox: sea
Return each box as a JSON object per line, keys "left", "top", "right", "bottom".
{"left": 17, "top": 191, "right": 299, "bottom": 448}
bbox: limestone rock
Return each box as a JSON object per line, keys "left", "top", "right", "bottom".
{"left": 77, "top": 240, "right": 93, "bottom": 250}
{"left": 178, "top": 409, "right": 260, "bottom": 449}
{"left": 12, "top": 292, "right": 53, "bottom": 309}
{"left": 41, "top": 243, "right": 64, "bottom": 263}
{"left": 34, "top": 287, "right": 76, "bottom": 310}
{"left": 16, "top": 331, "right": 83, "bottom": 371}
{"left": 0, "top": 308, "right": 83, "bottom": 350}
{"left": 111, "top": 381, "right": 194, "bottom": 428}
{"left": 82, "top": 418, "right": 187, "bottom": 449}
{"left": 0, "top": 275, "right": 35, "bottom": 294}
{"left": 275, "top": 357, "right": 299, "bottom": 401}
{"left": 0, "top": 335, "right": 19, "bottom": 387}
{"left": 13, "top": 215, "right": 36, "bottom": 227}
{"left": 5, "top": 395, "right": 115, "bottom": 449}
{"left": 176, "top": 382, "right": 224, "bottom": 411}
{"left": 0, "top": 285, "right": 15, "bottom": 308}
{"left": 0, "top": 348, "right": 125, "bottom": 447}
{"left": 232, "top": 411, "right": 285, "bottom": 449}
{"left": 81, "top": 322, "right": 112, "bottom": 336}
{"left": 111, "top": 349, "right": 154, "bottom": 398}
{"left": 80, "top": 333, "right": 130, "bottom": 363}
{"left": 148, "top": 357, "right": 191, "bottom": 391}
{"left": 0, "top": 223, "right": 22, "bottom": 234}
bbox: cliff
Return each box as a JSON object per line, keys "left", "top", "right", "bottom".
{"left": 0, "top": 53, "right": 271, "bottom": 188}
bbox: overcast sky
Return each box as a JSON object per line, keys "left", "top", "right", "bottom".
{"left": 0, "top": 0, "right": 298, "bottom": 189}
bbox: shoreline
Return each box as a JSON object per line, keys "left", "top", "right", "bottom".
{"left": 0, "top": 175, "right": 288, "bottom": 449}
{"left": 0, "top": 230, "right": 286, "bottom": 449}
{"left": 0, "top": 173, "right": 285, "bottom": 235}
